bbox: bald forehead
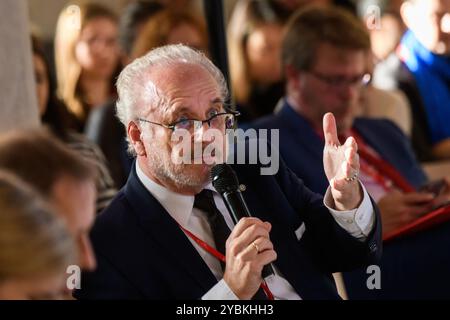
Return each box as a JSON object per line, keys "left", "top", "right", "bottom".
{"left": 139, "top": 62, "right": 222, "bottom": 117}
{"left": 149, "top": 62, "right": 218, "bottom": 90}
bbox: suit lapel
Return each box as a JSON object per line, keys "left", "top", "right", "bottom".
{"left": 124, "top": 167, "right": 218, "bottom": 295}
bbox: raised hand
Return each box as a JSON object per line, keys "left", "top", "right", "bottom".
{"left": 323, "top": 112, "right": 362, "bottom": 210}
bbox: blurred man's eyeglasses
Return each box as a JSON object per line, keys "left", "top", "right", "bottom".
{"left": 308, "top": 70, "right": 371, "bottom": 89}
{"left": 138, "top": 111, "right": 240, "bottom": 133}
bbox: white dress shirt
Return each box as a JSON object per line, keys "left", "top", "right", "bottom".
{"left": 136, "top": 162, "right": 375, "bottom": 300}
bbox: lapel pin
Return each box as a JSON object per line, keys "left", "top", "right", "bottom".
{"left": 239, "top": 184, "right": 246, "bottom": 192}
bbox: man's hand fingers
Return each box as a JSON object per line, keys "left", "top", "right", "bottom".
{"left": 239, "top": 236, "right": 274, "bottom": 258}
{"left": 323, "top": 112, "right": 340, "bottom": 146}
{"left": 230, "top": 225, "right": 271, "bottom": 256}
{"left": 254, "top": 249, "right": 277, "bottom": 270}
{"left": 229, "top": 217, "right": 270, "bottom": 240}
{"left": 402, "top": 205, "right": 432, "bottom": 221}
{"left": 403, "top": 192, "right": 434, "bottom": 204}
{"left": 345, "top": 147, "right": 359, "bottom": 170}
{"left": 239, "top": 244, "right": 277, "bottom": 272}
{"left": 344, "top": 136, "right": 358, "bottom": 151}
{"left": 339, "top": 161, "right": 358, "bottom": 180}
{"left": 344, "top": 137, "right": 359, "bottom": 168}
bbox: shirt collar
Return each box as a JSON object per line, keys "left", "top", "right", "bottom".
{"left": 136, "top": 161, "right": 215, "bottom": 228}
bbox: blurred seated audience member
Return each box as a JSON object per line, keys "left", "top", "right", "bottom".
{"left": 130, "top": 8, "right": 208, "bottom": 59}
{"left": 119, "top": 0, "right": 201, "bottom": 14}
{"left": 228, "top": 0, "right": 285, "bottom": 123}
{"left": 55, "top": 1, "right": 121, "bottom": 131}
{"left": 0, "top": 129, "right": 98, "bottom": 293}
{"left": 157, "top": 0, "right": 203, "bottom": 14}
{"left": 268, "top": 0, "right": 355, "bottom": 19}
{"left": 0, "top": 171, "right": 75, "bottom": 300}
{"left": 117, "top": 1, "right": 164, "bottom": 66}
{"left": 358, "top": 54, "right": 412, "bottom": 136}
{"left": 86, "top": 6, "right": 208, "bottom": 188}
{"left": 368, "top": 11, "right": 405, "bottom": 62}
{"left": 252, "top": 5, "right": 450, "bottom": 299}
{"left": 355, "top": 3, "right": 411, "bottom": 135}
{"left": 373, "top": 0, "right": 450, "bottom": 161}
{"left": 85, "top": 1, "right": 165, "bottom": 189}
{"left": 32, "top": 35, "right": 116, "bottom": 211}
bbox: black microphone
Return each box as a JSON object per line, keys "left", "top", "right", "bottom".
{"left": 211, "top": 164, "right": 275, "bottom": 278}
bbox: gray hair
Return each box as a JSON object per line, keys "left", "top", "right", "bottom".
{"left": 115, "top": 44, "right": 229, "bottom": 155}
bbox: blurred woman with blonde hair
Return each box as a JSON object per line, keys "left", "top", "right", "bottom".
{"left": 55, "top": 1, "right": 120, "bottom": 130}
{"left": 0, "top": 172, "right": 75, "bottom": 300}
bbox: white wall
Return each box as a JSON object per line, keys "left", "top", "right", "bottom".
{"left": 0, "top": 0, "right": 40, "bottom": 133}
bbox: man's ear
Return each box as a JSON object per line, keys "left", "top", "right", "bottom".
{"left": 128, "top": 121, "right": 147, "bottom": 157}
{"left": 285, "top": 64, "right": 304, "bottom": 92}
{"left": 285, "top": 65, "right": 299, "bottom": 83}
{"left": 400, "top": 1, "right": 414, "bottom": 30}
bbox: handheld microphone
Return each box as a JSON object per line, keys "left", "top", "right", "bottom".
{"left": 211, "top": 164, "right": 275, "bottom": 278}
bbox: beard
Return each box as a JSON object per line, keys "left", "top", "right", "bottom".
{"left": 143, "top": 128, "right": 228, "bottom": 191}
{"left": 147, "top": 149, "right": 212, "bottom": 190}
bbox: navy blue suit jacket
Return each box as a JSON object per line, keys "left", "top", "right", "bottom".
{"left": 252, "top": 102, "right": 450, "bottom": 299}
{"left": 74, "top": 156, "right": 381, "bottom": 299}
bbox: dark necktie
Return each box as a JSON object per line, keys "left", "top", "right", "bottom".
{"left": 194, "top": 189, "right": 230, "bottom": 271}
{"left": 193, "top": 189, "right": 268, "bottom": 300}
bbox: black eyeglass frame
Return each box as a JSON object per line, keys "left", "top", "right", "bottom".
{"left": 137, "top": 110, "right": 240, "bottom": 131}
{"left": 307, "top": 70, "right": 371, "bottom": 88}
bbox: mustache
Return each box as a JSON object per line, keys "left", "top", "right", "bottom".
{"left": 171, "top": 141, "right": 225, "bottom": 164}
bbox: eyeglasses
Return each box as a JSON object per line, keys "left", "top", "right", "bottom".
{"left": 138, "top": 111, "right": 240, "bottom": 133}
{"left": 308, "top": 70, "right": 371, "bottom": 89}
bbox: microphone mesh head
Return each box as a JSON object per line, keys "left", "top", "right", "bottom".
{"left": 211, "top": 164, "right": 239, "bottom": 193}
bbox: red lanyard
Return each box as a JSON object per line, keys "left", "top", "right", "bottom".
{"left": 350, "top": 130, "right": 415, "bottom": 193}
{"left": 178, "top": 224, "right": 275, "bottom": 300}
{"left": 359, "top": 158, "right": 394, "bottom": 192}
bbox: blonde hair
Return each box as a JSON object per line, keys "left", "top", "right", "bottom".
{"left": 54, "top": 1, "right": 118, "bottom": 122}
{"left": 131, "top": 8, "right": 207, "bottom": 60}
{"left": 227, "top": 0, "right": 282, "bottom": 105}
{"left": 0, "top": 171, "right": 75, "bottom": 282}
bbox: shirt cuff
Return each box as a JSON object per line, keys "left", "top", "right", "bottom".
{"left": 202, "top": 279, "right": 239, "bottom": 300}
{"left": 324, "top": 182, "right": 375, "bottom": 240}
